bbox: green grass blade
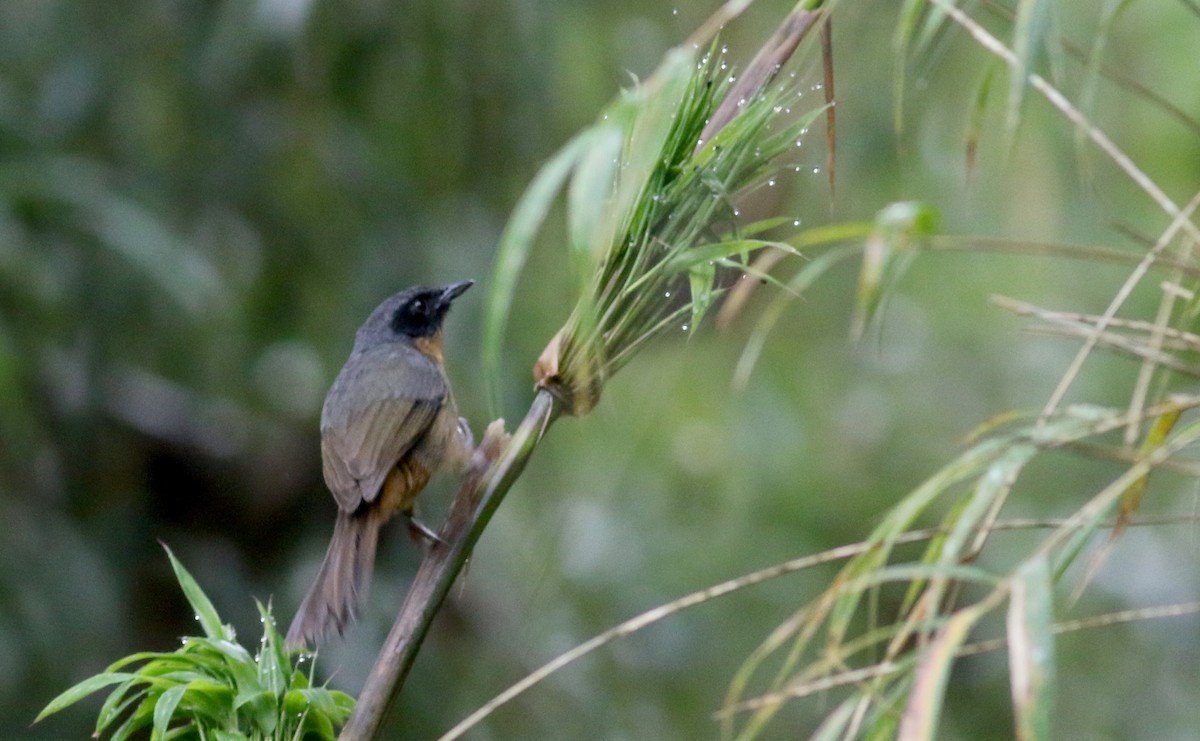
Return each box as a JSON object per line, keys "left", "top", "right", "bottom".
{"left": 1008, "top": 556, "right": 1056, "bottom": 741}
{"left": 1007, "top": 0, "right": 1050, "bottom": 136}
{"left": 851, "top": 201, "right": 938, "bottom": 341}
{"left": 163, "top": 543, "right": 228, "bottom": 641}
{"left": 965, "top": 63, "right": 998, "bottom": 177}
{"left": 567, "top": 121, "right": 625, "bottom": 277}
{"left": 892, "top": 0, "right": 928, "bottom": 133}
{"left": 734, "top": 244, "right": 861, "bottom": 388}
{"left": 483, "top": 130, "right": 593, "bottom": 408}
{"left": 153, "top": 684, "right": 189, "bottom": 739}
{"left": 35, "top": 671, "right": 139, "bottom": 722}
{"left": 808, "top": 696, "right": 859, "bottom": 741}
{"left": 898, "top": 606, "right": 984, "bottom": 740}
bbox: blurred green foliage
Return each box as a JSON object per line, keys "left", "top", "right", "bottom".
{"left": 4, "top": 0, "right": 1200, "bottom": 739}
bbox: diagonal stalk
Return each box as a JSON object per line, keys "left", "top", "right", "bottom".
{"left": 340, "top": 390, "right": 563, "bottom": 740}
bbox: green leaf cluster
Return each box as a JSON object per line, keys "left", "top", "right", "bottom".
{"left": 36, "top": 546, "right": 353, "bottom": 740}
{"left": 485, "top": 35, "right": 824, "bottom": 413}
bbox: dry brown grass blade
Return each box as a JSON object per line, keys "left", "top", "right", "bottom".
{"left": 1126, "top": 240, "right": 1196, "bottom": 445}
{"left": 719, "top": 599, "right": 1200, "bottom": 718}
{"left": 699, "top": 4, "right": 823, "bottom": 147}
{"left": 821, "top": 14, "right": 837, "bottom": 200}
{"left": 992, "top": 295, "right": 1200, "bottom": 377}
{"left": 929, "top": 0, "right": 1200, "bottom": 422}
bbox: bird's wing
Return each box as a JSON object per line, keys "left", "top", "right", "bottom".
{"left": 319, "top": 344, "right": 446, "bottom": 512}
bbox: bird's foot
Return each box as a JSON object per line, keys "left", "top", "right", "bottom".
{"left": 404, "top": 510, "right": 446, "bottom": 547}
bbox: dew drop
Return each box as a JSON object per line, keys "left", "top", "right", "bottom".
{"left": 812, "top": 167, "right": 821, "bottom": 174}
{"left": 773, "top": 105, "right": 783, "bottom": 113}
{"left": 793, "top": 219, "right": 801, "bottom": 226}
{"left": 664, "top": 291, "right": 672, "bottom": 298}
{"left": 672, "top": 7, "right": 678, "bottom": 14}
{"left": 767, "top": 179, "right": 776, "bottom": 187}
{"left": 681, "top": 324, "right": 690, "bottom": 332}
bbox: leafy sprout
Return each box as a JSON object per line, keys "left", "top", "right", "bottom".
{"left": 36, "top": 545, "right": 353, "bottom": 741}
{"left": 484, "top": 7, "right": 828, "bottom": 415}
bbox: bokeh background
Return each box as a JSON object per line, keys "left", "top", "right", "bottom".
{"left": 4, "top": 0, "right": 1200, "bottom": 738}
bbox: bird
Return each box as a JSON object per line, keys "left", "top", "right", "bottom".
{"left": 286, "top": 280, "right": 474, "bottom": 649}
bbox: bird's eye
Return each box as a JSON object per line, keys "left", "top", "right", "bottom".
{"left": 410, "top": 299, "right": 426, "bottom": 315}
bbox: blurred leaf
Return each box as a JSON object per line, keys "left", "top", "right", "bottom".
{"left": 1117, "top": 406, "right": 1182, "bottom": 535}
{"left": 484, "top": 131, "right": 596, "bottom": 407}
{"left": 567, "top": 122, "right": 625, "bottom": 278}
{"left": 898, "top": 606, "right": 983, "bottom": 740}
{"left": 851, "top": 201, "right": 938, "bottom": 341}
{"left": 1007, "top": 556, "right": 1056, "bottom": 741}
{"left": 965, "top": 63, "right": 998, "bottom": 178}
{"left": 734, "top": 242, "right": 862, "bottom": 388}
{"left": 1007, "top": 0, "right": 1050, "bottom": 136}
{"left": 809, "top": 696, "right": 859, "bottom": 741}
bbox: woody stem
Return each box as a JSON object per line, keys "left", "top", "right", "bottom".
{"left": 340, "top": 388, "right": 563, "bottom": 741}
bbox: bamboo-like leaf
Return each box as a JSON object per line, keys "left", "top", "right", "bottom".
{"left": 254, "top": 600, "right": 289, "bottom": 697}
{"left": 1116, "top": 406, "right": 1182, "bottom": 535}
{"left": 1007, "top": 556, "right": 1056, "bottom": 741}
{"left": 36, "top": 672, "right": 139, "bottom": 722}
{"left": 891, "top": 0, "right": 925, "bottom": 133}
{"left": 809, "top": 696, "right": 860, "bottom": 741}
{"left": 110, "top": 695, "right": 157, "bottom": 741}
{"left": 915, "top": 0, "right": 956, "bottom": 51}
{"left": 609, "top": 48, "right": 696, "bottom": 239}
{"left": 734, "top": 244, "right": 861, "bottom": 388}
{"left": 851, "top": 201, "right": 938, "bottom": 341}
{"left": 483, "top": 130, "right": 594, "bottom": 406}
{"left": 898, "top": 606, "right": 984, "bottom": 741}
{"left": 825, "top": 435, "right": 1011, "bottom": 648}
{"left": 965, "top": 63, "right": 998, "bottom": 178}
{"left": 153, "top": 684, "right": 188, "bottom": 739}
{"left": 567, "top": 122, "right": 625, "bottom": 277}
{"left": 1074, "top": 0, "right": 1134, "bottom": 155}
{"left": 1006, "top": 0, "right": 1050, "bottom": 135}
{"left": 163, "top": 543, "right": 229, "bottom": 641}
{"left": 688, "top": 260, "right": 717, "bottom": 332}
{"left": 904, "top": 441, "right": 1036, "bottom": 621}
{"left": 234, "top": 689, "right": 278, "bottom": 734}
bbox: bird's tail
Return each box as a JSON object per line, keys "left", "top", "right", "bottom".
{"left": 286, "top": 509, "right": 381, "bottom": 649}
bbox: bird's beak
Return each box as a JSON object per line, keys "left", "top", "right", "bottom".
{"left": 438, "top": 280, "right": 474, "bottom": 307}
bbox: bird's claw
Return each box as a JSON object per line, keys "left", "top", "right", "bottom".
{"left": 405, "top": 512, "right": 446, "bottom": 547}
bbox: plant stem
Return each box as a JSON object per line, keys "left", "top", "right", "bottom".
{"left": 339, "top": 389, "right": 563, "bottom": 740}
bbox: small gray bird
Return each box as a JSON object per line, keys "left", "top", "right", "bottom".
{"left": 286, "top": 280, "right": 474, "bottom": 649}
